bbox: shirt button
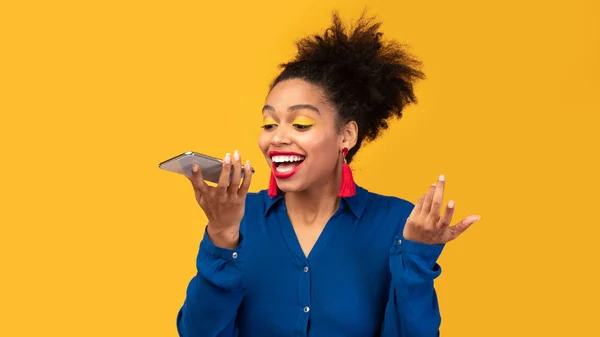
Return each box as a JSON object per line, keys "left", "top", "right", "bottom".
{"left": 303, "top": 306, "right": 310, "bottom": 313}
{"left": 232, "top": 252, "right": 238, "bottom": 259}
{"left": 397, "top": 239, "right": 402, "bottom": 245}
{"left": 303, "top": 266, "right": 309, "bottom": 272}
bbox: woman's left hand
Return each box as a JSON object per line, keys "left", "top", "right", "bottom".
{"left": 403, "top": 175, "right": 480, "bottom": 245}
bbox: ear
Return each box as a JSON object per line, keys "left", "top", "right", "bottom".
{"left": 340, "top": 120, "right": 358, "bottom": 150}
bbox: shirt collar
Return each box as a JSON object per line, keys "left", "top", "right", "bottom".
{"left": 263, "top": 192, "right": 284, "bottom": 216}
{"left": 263, "top": 183, "right": 368, "bottom": 219}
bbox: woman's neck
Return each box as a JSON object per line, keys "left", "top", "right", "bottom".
{"left": 283, "top": 168, "right": 342, "bottom": 225}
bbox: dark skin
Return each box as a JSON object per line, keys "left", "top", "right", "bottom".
{"left": 404, "top": 175, "right": 481, "bottom": 245}
{"left": 188, "top": 151, "right": 251, "bottom": 249}
{"left": 186, "top": 79, "right": 480, "bottom": 250}
{"left": 187, "top": 161, "right": 481, "bottom": 249}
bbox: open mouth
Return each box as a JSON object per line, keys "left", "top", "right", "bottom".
{"left": 270, "top": 153, "right": 305, "bottom": 178}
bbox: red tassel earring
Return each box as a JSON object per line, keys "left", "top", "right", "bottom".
{"left": 338, "top": 147, "right": 356, "bottom": 197}
{"left": 268, "top": 172, "right": 279, "bottom": 198}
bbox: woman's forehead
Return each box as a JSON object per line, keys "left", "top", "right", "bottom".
{"left": 267, "top": 80, "right": 325, "bottom": 105}
{"left": 265, "top": 79, "right": 335, "bottom": 116}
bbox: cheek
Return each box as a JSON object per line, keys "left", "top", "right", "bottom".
{"left": 301, "top": 132, "right": 339, "bottom": 162}
{"left": 257, "top": 133, "right": 272, "bottom": 160}
{"left": 258, "top": 132, "right": 269, "bottom": 151}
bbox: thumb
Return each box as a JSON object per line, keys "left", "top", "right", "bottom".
{"left": 449, "top": 215, "right": 481, "bottom": 240}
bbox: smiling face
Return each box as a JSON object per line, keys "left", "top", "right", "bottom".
{"left": 258, "top": 79, "right": 356, "bottom": 194}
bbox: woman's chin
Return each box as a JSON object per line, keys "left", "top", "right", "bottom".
{"left": 275, "top": 180, "right": 306, "bottom": 194}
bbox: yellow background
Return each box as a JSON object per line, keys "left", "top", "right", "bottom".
{"left": 1, "top": 0, "right": 598, "bottom": 336}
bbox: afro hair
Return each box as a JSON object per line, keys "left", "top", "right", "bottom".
{"left": 271, "top": 11, "right": 425, "bottom": 163}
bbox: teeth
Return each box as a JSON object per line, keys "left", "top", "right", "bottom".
{"left": 271, "top": 155, "right": 305, "bottom": 163}
{"left": 276, "top": 165, "right": 294, "bottom": 173}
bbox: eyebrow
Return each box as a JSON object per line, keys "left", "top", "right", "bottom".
{"left": 262, "top": 104, "right": 321, "bottom": 115}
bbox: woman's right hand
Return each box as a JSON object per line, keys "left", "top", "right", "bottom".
{"left": 187, "top": 150, "right": 253, "bottom": 249}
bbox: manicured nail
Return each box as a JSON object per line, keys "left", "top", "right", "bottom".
{"left": 224, "top": 153, "right": 231, "bottom": 164}
{"left": 245, "top": 160, "right": 250, "bottom": 170}
{"left": 192, "top": 164, "right": 198, "bottom": 173}
{"left": 470, "top": 215, "right": 481, "bottom": 221}
{"left": 448, "top": 200, "right": 454, "bottom": 208}
{"left": 439, "top": 174, "right": 445, "bottom": 181}
{"left": 234, "top": 150, "right": 240, "bottom": 162}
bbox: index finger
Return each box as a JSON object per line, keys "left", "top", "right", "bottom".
{"left": 188, "top": 164, "right": 210, "bottom": 195}
{"left": 421, "top": 184, "right": 437, "bottom": 214}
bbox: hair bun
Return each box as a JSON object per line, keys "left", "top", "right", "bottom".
{"left": 271, "top": 11, "right": 425, "bottom": 163}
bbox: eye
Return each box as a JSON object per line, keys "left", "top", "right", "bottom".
{"left": 262, "top": 124, "right": 277, "bottom": 131}
{"left": 293, "top": 124, "right": 313, "bottom": 131}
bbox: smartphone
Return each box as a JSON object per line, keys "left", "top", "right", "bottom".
{"left": 158, "top": 151, "right": 254, "bottom": 184}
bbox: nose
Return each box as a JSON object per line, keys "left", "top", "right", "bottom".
{"left": 270, "top": 126, "right": 292, "bottom": 147}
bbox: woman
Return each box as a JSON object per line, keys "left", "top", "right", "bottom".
{"left": 176, "top": 12, "right": 480, "bottom": 337}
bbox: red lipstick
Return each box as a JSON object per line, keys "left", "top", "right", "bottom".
{"left": 268, "top": 151, "right": 305, "bottom": 156}
{"left": 269, "top": 151, "right": 306, "bottom": 179}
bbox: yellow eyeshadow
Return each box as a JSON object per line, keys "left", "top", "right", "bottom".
{"left": 263, "top": 117, "right": 277, "bottom": 125}
{"left": 292, "top": 116, "right": 316, "bottom": 126}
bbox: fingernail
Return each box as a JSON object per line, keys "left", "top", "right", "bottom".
{"left": 439, "top": 174, "right": 445, "bottom": 181}
{"left": 192, "top": 164, "right": 198, "bottom": 173}
{"left": 234, "top": 150, "right": 240, "bottom": 162}
{"left": 448, "top": 200, "right": 454, "bottom": 208}
{"left": 225, "top": 153, "right": 231, "bottom": 164}
{"left": 470, "top": 215, "right": 481, "bottom": 221}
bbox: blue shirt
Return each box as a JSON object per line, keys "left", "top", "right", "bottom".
{"left": 176, "top": 185, "right": 444, "bottom": 337}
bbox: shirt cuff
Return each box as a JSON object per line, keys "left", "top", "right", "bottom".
{"left": 392, "top": 235, "right": 445, "bottom": 258}
{"left": 194, "top": 227, "right": 245, "bottom": 291}
{"left": 198, "top": 227, "right": 244, "bottom": 262}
